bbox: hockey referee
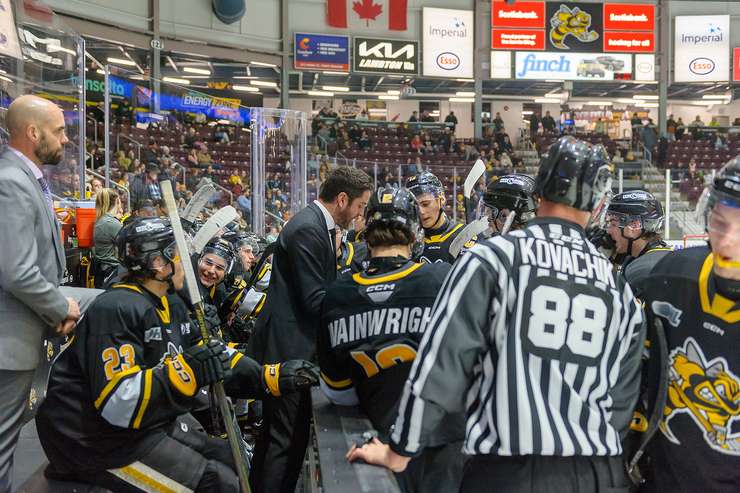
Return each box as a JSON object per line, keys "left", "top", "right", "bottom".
{"left": 349, "top": 136, "right": 646, "bottom": 492}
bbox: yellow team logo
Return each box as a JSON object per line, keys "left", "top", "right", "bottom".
{"left": 549, "top": 5, "right": 599, "bottom": 50}
{"left": 661, "top": 337, "right": 740, "bottom": 454}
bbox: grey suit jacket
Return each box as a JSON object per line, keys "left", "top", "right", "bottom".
{"left": 0, "top": 149, "right": 68, "bottom": 370}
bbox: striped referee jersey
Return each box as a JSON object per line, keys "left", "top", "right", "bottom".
{"left": 390, "top": 217, "right": 645, "bottom": 458}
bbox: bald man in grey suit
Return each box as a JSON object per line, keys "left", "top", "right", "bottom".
{"left": 0, "top": 95, "right": 81, "bottom": 493}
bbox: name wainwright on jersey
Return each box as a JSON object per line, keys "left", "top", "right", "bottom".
{"left": 328, "top": 306, "right": 434, "bottom": 347}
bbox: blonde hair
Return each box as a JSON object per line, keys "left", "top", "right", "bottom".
{"left": 95, "top": 188, "right": 120, "bottom": 221}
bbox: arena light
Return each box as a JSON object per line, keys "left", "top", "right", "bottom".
{"left": 634, "top": 95, "right": 658, "bottom": 100}
{"left": 702, "top": 94, "right": 730, "bottom": 100}
{"left": 250, "top": 80, "right": 278, "bottom": 88}
{"left": 456, "top": 91, "right": 476, "bottom": 97}
{"left": 323, "top": 70, "right": 349, "bottom": 75}
{"left": 616, "top": 98, "right": 637, "bottom": 104}
{"left": 455, "top": 78, "right": 474, "bottom": 83}
{"left": 586, "top": 101, "right": 613, "bottom": 106}
{"left": 47, "top": 45, "right": 77, "bottom": 57}
{"left": 162, "top": 76, "right": 190, "bottom": 85}
{"left": 322, "top": 85, "right": 350, "bottom": 92}
{"left": 534, "top": 98, "right": 560, "bottom": 103}
{"left": 233, "top": 76, "right": 257, "bottom": 80}
{"left": 546, "top": 79, "right": 564, "bottom": 83}
{"left": 379, "top": 95, "right": 399, "bottom": 100}
{"left": 522, "top": 111, "right": 533, "bottom": 115}
{"left": 386, "top": 90, "right": 400, "bottom": 95}
{"left": 449, "top": 97, "right": 475, "bottom": 103}
{"left": 642, "top": 103, "right": 659, "bottom": 107}
{"left": 107, "top": 57, "right": 137, "bottom": 67}
{"left": 233, "top": 85, "right": 260, "bottom": 92}
{"left": 182, "top": 75, "right": 210, "bottom": 79}
{"left": 183, "top": 67, "right": 211, "bottom": 75}
{"left": 308, "top": 90, "right": 334, "bottom": 97}
{"left": 250, "top": 61, "right": 278, "bottom": 68}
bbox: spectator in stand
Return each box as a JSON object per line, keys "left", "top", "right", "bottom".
{"left": 409, "top": 134, "right": 423, "bottom": 153}
{"left": 356, "top": 109, "right": 368, "bottom": 120}
{"left": 408, "top": 111, "right": 418, "bottom": 123}
{"left": 715, "top": 134, "right": 729, "bottom": 151}
{"left": 640, "top": 118, "right": 658, "bottom": 156}
{"left": 114, "top": 98, "right": 132, "bottom": 123}
{"left": 317, "top": 123, "right": 331, "bottom": 143}
{"left": 130, "top": 162, "right": 162, "bottom": 207}
{"left": 87, "top": 143, "right": 104, "bottom": 169}
{"left": 237, "top": 188, "right": 252, "bottom": 218}
{"left": 733, "top": 117, "right": 740, "bottom": 126}
{"left": 493, "top": 112, "right": 504, "bottom": 133}
{"left": 196, "top": 144, "right": 213, "bottom": 166}
{"left": 359, "top": 130, "right": 372, "bottom": 150}
{"left": 460, "top": 142, "right": 478, "bottom": 162}
{"left": 595, "top": 117, "right": 607, "bottom": 135}
{"left": 482, "top": 114, "right": 493, "bottom": 137}
{"left": 186, "top": 166, "right": 202, "bottom": 190}
{"left": 675, "top": 117, "right": 686, "bottom": 140}
{"left": 445, "top": 111, "right": 458, "bottom": 132}
{"left": 666, "top": 114, "right": 677, "bottom": 141}
{"left": 311, "top": 114, "right": 322, "bottom": 136}
{"left": 528, "top": 112, "right": 539, "bottom": 140}
{"left": 186, "top": 147, "right": 198, "bottom": 167}
{"left": 435, "top": 129, "right": 451, "bottom": 153}
{"left": 689, "top": 115, "right": 705, "bottom": 139}
{"left": 630, "top": 112, "right": 643, "bottom": 141}
{"left": 214, "top": 125, "right": 230, "bottom": 144}
{"left": 422, "top": 134, "right": 434, "bottom": 155}
{"left": 182, "top": 126, "right": 198, "bottom": 148}
{"left": 114, "top": 150, "right": 131, "bottom": 172}
{"left": 92, "top": 188, "right": 122, "bottom": 287}
{"left": 348, "top": 124, "right": 361, "bottom": 144}
{"left": 337, "top": 127, "right": 351, "bottom": 150}
{"left": 141, "top": 138, "right": 159, "bottom": 164}
{"left": 709, "top": 117, "right": 721, "bottom": 128}
{"left": 89, "top": 177, "right": 103, "bottom": 200}
{"left": 657, "top": 136, "right": 668, "bottom": 168}
{"left": 612, "top": 149, "right": 624, "bottom": 164}
{"left": 420, "top": 110, "right": 435, "bottom": 123}
{"left": 541, "top": 110, "right": 557, "bottom": 133}
{"left": 499, "top": 133, "right": 514, "bottom": 155}
{"left": 683, "top": 159, "right": 704, "bottom": 186}
{"left": 133, "top": 198, "right": 157, "bottom": 218}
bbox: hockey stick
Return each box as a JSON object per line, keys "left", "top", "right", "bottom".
{"left": 499, "top": 210, "right": 516, "bottom": 235}
{"left": 463, "top": 159, "right": 486, "bottom": 224}
{"left": 448, "top": 217, "right": 488, "bottom": 259}
{"left": 183, "top": 183, "right": 216, "bottom": 223}
{"left": 191, "top": 205, "right": 239, "bottom": 254}
{"left": 161, "top": 181, "right": 252, "bottom": 493}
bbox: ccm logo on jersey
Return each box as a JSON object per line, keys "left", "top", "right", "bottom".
{"left": 366, "top": 283, "right": 395, "bottom": 303}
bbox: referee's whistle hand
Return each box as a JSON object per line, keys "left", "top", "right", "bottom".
{"left": 56, "top": 318, "right": 76, "bottom": 335}
{"left": 66, "top": 297, "right": 81, "bottom": 321}
{"left": 346, "top": 438, "right": 410, "bottom": 473}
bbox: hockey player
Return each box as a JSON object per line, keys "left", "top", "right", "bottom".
{"left": 319, "top": 185, "right": 465, "bottom": 492}
{"left": 348, "top": 137, "right": 645, "bottom": 492}
{"left": 480, "top": 173, "right": 538, "bottom": 237}
{"left": 640, "top": 158, "right": 740, "bottom": 493}
{"left": 336, "top": 227, "right": 368, "bottom": 275}
{"left": 406, "top": 171, "right": 471, "bottom": 264}
{"left": 605, "top": 190, "right": 671, "bottom": 298}
{"left": 36, "top": 217, "right": 318, "bottom": 492}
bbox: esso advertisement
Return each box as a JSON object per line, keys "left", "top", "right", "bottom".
{"left": 734, "top": 48, "right": 740, "bottom": 82}
{"left": 603, "top": 31, "right": 654, "bottom": 53}
{"left": 491, "top": 1, "right": 545, "bottom": 28}
{"left": 492, "top": 28, "right": 545, "bottom": 50}
{"left": 603, "top": 3, "right": 655, "bottom": 31}
{"left": 674, "top": 15, "right": 730, "bottom": 82}
{"left": 423, "top": 8, "right": 474, "bottom": 78}
{"left": 635, "top": 54, "right": 656, "bottom": 81}
{"left": 514, "top": 51, "right": 631, "bottom": 80}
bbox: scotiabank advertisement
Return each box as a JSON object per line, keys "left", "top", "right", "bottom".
{"left": 491, "top": 1, "right": 545, "bottom": 28}
{"left": 603, "top": 3, "right": 655, "bottom": 31}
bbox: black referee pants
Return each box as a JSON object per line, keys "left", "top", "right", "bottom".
{"left": 460, "top": 455, "right": 629, "bottom": 493}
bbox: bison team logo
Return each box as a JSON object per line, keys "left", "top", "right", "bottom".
{"left": 548, "top": 5, "right": 599, "bottom": 50}
{"left": 661, "top": 337, "right": 740, "bottom": 454}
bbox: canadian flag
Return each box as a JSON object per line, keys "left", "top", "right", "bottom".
{"left": 327, "top": 0, "right": 408, "bottom": 31}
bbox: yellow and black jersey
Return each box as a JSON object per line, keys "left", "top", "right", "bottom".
{"left": 318, "top": 258, "right": 465, "bottom": 445}
{"left": 337, "top": 240, "right": 368, "bottom": 276}
{"left": 621, "top": 242, "right": 673, "bottom": 300}
{"left": 420, "top": 219, "right": 475, "bottom": 264}
{"left": 642, "top": 246, "right": 740, "bottom": 493}
{"left": 35, "top": 283, "right": 253, "bottom": 473}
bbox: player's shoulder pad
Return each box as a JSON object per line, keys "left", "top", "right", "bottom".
{"left": 419, "top": 260, "right": 452, "bottom": 281}
{"left": 649, "top": 244, "right": 708, "bottom": 280}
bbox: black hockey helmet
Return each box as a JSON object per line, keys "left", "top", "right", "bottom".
{"left": 200, "top": 237, "right": 236, "bottom": 275}
{"left": 535, "top": 136, "right": 613, "bottom": 212}
{"left": 406, "top": 171, "right": 444, "bottom": 198}
{"left": 116, "top": 217, "right": 178, "bottom": 279}
{"left": 606, "top": 190, "right": 665, "bottom": 235}
{"left": 483, "top": 174, "right": 537, "bottom": 228}
{"left": 707, "top": 156, "right": 740, "bottom": 213}
{"left": 365, "top": 185, "right": 425, "bottom": 258}
{"left": 222, "top": 230, "right": 260, "bottom": 256}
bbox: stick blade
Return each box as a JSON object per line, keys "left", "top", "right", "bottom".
{"left": 464, "top": 159, "right": 486, "bottom": 199}
{"left": 192, "top": 206, "right": 239, "bottom": 254}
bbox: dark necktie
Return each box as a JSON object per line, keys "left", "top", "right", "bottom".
{"left": 330, "top": 227, "right": 337, "bottom": 257}
{"left": 37, "top": 176, "right": 54, "bottom": 214}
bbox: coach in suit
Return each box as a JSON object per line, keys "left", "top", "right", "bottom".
{"left": 248, "top": 166, "right": 373, "bottom": 493}
{"left": 0, "top": 95, "right": 80, "bottom": 492}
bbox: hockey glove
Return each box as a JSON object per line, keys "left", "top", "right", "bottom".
{"left": 169, "top": 339, "right": 232, "bottom": 397}
{"left": 261, "top": 360, "right": 320, "bottom": 397}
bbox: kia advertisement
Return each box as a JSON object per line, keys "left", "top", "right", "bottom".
{"left": 422, "top": 7, "right": 474, "bottom": 78}
{"left": 353, "top": 37, "right": 418, "bottom": 75}
{"left": 515, "top": 51, "right": 631, "bottom": 80}
{"left": 674, "top": 15, "right": 729, "bottom": 82}
{"left": 294, "top": 33, "right": 350, "bottom": 71}
{"left": 491, "top": 1, "right": 545, "bottom": 28}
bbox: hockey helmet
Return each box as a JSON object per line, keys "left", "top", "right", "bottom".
{"left": 705, "top": 157, "right": 740, "bottom": 269}
{"left": 222, "top": 230, "right": 260, "bottom": 256}
{"left": 483, "top": 174, "right": 537, "bottom": 228}
{"left": 116, "top": 217, "right": 178, "bottom": 279}
{"left": 406, "top": 171, "right": 444, "bottom": 198}
{"left": 200, "top": 237, "right": 236, "bottom": 275}
{"left": 365, "top": 185, "right": 425, "bottom": 258}
{"left": 606, "top": 190, "right": 665, "bottom": 235}
{"left": 535, "top": 137, "right": 613, "bottom": 212}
